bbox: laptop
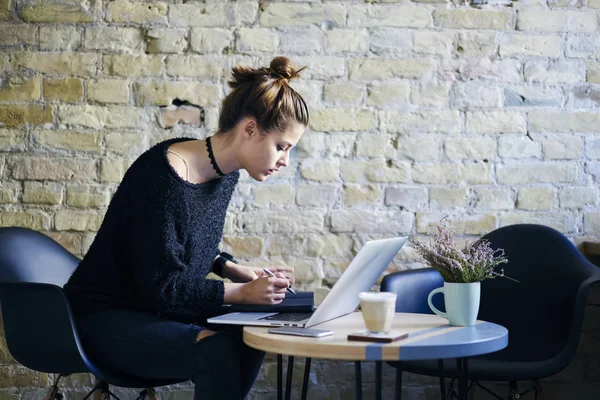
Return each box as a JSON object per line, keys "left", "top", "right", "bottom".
{"left": 207, "top": 237, "right": 407, "bottom": 328}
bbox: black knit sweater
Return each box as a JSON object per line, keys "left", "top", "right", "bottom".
{"left": 64, "top": 137, "right": 239, "bottom": 322}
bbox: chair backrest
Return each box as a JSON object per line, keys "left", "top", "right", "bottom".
{"left": 0, "top": 227, "right": 90, "bottom": 374}
{"left": 381, "top": 268, "right": 445, "bottom": 314}
{"left": 0, "top": 227, "right": 80, "bottom": 285}
{"left": 479, "top": 224, "right": 600, "bottom": 364}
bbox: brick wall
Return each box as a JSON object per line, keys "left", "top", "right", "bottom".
{"left": 1, "top": 0, "right": 600, "bottom": 398}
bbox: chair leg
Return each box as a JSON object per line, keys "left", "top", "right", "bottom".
{"left": 92, "top": 381, "right": 113, "bottom": 400}
{"left": 43, "top": 385, "right": 59, "bottom": 400}
{"left": 508, "top": 380, "right": 519, "bottom": 400}
{"left": 136, "top": 388, "right": 159, "bottom": 400}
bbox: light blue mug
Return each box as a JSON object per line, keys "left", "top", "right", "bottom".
{"left": 427, "top": 282, "right": 481, "bottom": 327}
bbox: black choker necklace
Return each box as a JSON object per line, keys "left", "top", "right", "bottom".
{"left": 205, "top": 136, "right": 225, "bottom": 177}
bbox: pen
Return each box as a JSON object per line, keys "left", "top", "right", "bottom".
{"left": 263, "top": 268, "right": 296, "bottom": 295}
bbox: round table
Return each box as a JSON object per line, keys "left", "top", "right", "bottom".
{"left": 243, "top": 312, "right": 508, "bottom": 400}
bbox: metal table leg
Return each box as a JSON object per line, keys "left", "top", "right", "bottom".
{"left": 285, "top": 356, "right": 294, "bottom": 400}
{"left": 439, "top": 359, "right": 446, "bottom": 400}
{"left": 355, "top": 361, "right": 362, "bottom": 400}
{"left": 375, "top": 361, "right": 382, "bottom": 400}
{"left": 395, "top": 369, "right": 402, "bottom": 400}
{"left": 277, "top": 354, "right": 282, "bottom": 400}
{"left": 301, "top": 358, "right": 312, "bottom": 400}
{"left": 456, "top": 358, "right": 468, "bottom": 400}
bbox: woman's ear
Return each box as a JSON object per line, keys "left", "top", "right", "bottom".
{"left": 243, "top": 118, "right": 258, "bottom": 139}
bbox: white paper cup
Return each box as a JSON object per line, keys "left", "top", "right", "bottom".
{"left": 359, "top": 292, "right": 397, "bottom": 333}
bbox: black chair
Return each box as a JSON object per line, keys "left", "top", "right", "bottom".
{"left": 382, "top": 224, "right": 600, "bottom": 400}
{"left": 0, "top": 227, "right": 185, "bottom": 399}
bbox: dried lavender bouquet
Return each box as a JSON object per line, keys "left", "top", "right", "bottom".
{"left": 410, "top": 223, "right": 513, "bottom": 283}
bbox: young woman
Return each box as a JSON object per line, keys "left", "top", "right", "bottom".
{"left": 64, "top": 56, "right": 309, "bottom": 399}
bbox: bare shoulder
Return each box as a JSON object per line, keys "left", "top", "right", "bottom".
{"left": 166, "top": 146, "right": 188, "bottom": 181}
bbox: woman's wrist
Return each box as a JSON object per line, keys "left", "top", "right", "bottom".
{"left": 223, "top": 282, "right": 246, "bottom": 303}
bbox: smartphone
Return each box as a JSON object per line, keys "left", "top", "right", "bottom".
{"left": 268, "top": 327, "right": 334, "bottom": 338}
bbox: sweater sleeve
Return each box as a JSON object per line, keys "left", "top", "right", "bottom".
{"left": 128, "top": 183, "right": 225, "bottom": 320}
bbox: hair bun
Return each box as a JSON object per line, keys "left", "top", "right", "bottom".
{"left": 269, "top": 56, "right": 306, "bottom": 81}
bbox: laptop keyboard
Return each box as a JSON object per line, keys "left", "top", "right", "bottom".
{"left": 259, "top": 312, "right": 314, "bottom": 322}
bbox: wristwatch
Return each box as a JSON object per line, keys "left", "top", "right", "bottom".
{"left": 213, "top": 252, "right": 237, "bottom": 277}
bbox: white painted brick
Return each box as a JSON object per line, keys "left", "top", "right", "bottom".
{"left": 466, "top": 112, "right": 527, "bottom": 134}
{"left": 516, "top": 187, "right": 556, "bottom": 210}
{"left": 413, "top": 163, "right": 492, "bottom": 184}
{"left": 296, "top": 133, "right": 355, "bottom": 158}
{"left": 497, "top": 162, "right": 578, "bottom": 184}
{"left": 566, "top": 34, "right": 600, "bottom": 59}
{"left": 584, "top": 212, "right": 600, "bottom": 233}
{"left": 411, "top": 83, "right": 451, "bottom": 107}
{"left": 296, "top": 184, "right": 339, "bottom": 208}
{"left": 340, "top": 159, "right": 410, "bottom": 183}
{"left": 235, "top": 1, "right": 258, "bottom": 25}
{"left": 324, "top": 83, "right": 364, "bottom": 106}
{"left": 458, "top": 32, "right": 497, "bottom": 57}
{"left": 299, "top": 159, "right": 339, "bottom": 182}
{"left": 342, "top": 183, "right": 382, "bottom": 206}
{"left": 525, "top": 60, "right": 586, "bottom": 84}
{"left": 504, "top": 86, "right": 563, "bottom": 107}
{"left": 397, "top": 136, "right": 441, "bottom": 161}
{"left": 475, "top": 188, "right": 515, "bottom": 211}
{"left": 170, "top": 3, "right": 231, "bottom": 27}
{"left": 385, "top": 186, "right": 428, "bottom": 209}
{"left": 260, "top": 4, "right": 345, "bottom": 27}
{"left": 452, "top": 58, "right": 521, "bottom": 84}
{"left": 567, "top": 84, "right": 600, "bottom": 109}
{"left": 517, "top": 10, "right": 598, "bottom": 33}
{"left": 414, "top": 31, "right": 455, "bottom": 56}
{"left": 325, "top": 30, "right": 369, "bottom": 53}
{"left": 445, "top": 137, "right": 497, "bottom": 161}
{"left": 254, "top": 185, "right": 294, "bottom": 208}
{"left": 417, "top": 212, "right": 497, "bottom": 235}
{"left": 288, "top": 56, "right": 345, "bottom": 79}
{"left": 501, "top": 212, "right": 576, "bottom": 233}
{"left": 543, "top": 137, "right": 583, "bottom": 159}
{"left": 239, "top": 211, "right": 324, "bottom": 233}
{"left": 279, "top": 30, "right": 323, "bottom": 54}
{"left": 310, "top": 109, "right": 377, "bottom": 132}
{"left": 331, "top": 210, "right": 414, "bottom": 234}
{"left": 370, "top": 29, "right": 412, "bottom": 56}
{"left": 451, "top": 83, "right": 502, "bottom": 109}
{"left": 498, "top": 136, "right": 541, "bottom": 159}
{"left": 367, "top": 83, "right": 410, "bottom": 108}
{"left": 586, "top": 138, "right": 600, "bottom": 159}
{"left": 190, "top": 28, "right": 233, "bottom": 53}
{"left": 430, "top": 187, "right": 470, "bottom": 209}
{"left": 347, "top": 4, "right": 431, "bottom": 28}
{"left": 349, "top": 58, "right": 433, "bottom": 81}
{"left": 529, "top": 111, "right": 600, "bottom": 133}
{"left": 588, "top": 62, "right": 600, "bottom": 83}
{"left": 356, "top": 134, "right": 395, "bottom": 158}
{"left": 381, "top": 111, "right": 461, "bottom": 134}
{"left": 560, "top": 187, "right": 599, "bottom": 209}
{"left": 434, "top": 9, "right": 512, "bottom": 30}
{"left": 236, "top": 28, "right": 278, "bottom": 52}
{"left": 499, "top": 34, "right": 562, "bottom": 57}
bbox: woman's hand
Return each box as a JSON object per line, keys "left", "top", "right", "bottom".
{"left": 255, "top": 266, "right": 295, "bottom": 285}
{"left": 240, "top": 276, "right": 290, "bottom": 305}
{"left": 224, "top": 263, "right": 295, "bottom": 285}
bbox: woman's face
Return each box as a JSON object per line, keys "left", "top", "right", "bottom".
{"left": 243, "top": 121, "right": 305, "bottom": 182}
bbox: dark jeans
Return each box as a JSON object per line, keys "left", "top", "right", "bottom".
{"left": 75, "top": 309, "right": 265, "bottom": 400}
